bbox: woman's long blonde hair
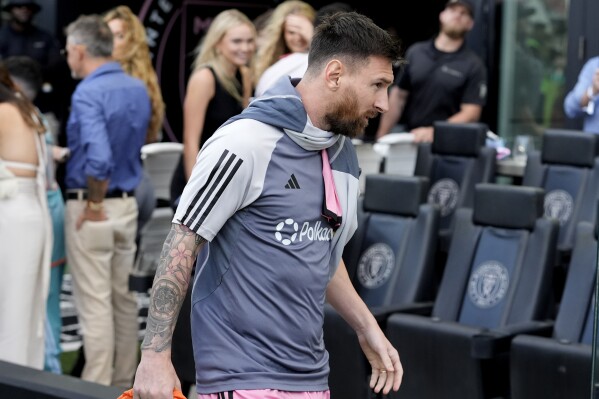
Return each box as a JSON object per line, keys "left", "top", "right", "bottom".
{"left": 191, "top": 9, "right": 256, "bottom": 105}
{"left": 253, "top": 0, "right": 315, "bottom": 84}
{"left": 104, "top": 5, "right": 165, "bottom": 143}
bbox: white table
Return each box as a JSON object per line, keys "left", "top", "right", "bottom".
{"left": 496, "top": 157, "right": 527, "bottom": 178}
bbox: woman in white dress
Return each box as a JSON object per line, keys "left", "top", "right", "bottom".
{"left": 0, "top": 62, "right": 51, "bottom": 369}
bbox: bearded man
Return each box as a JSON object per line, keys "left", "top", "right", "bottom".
{"left": 132, "top": 11, "right": 405, "bottom": 399}
{"left": 376, "top": 0, "right": 487, "bottom": 142}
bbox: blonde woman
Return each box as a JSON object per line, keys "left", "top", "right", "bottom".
{"left": 170, "top": 8, "right": 255, "bottom": 209}
{"left": 104, "top": 5, "right": 165, "bottom": 144}
{"left": 104, "top": 5, "right": 166, "bottom": 246}
{"left": 0, "top": 63, "right": 51, "bottom": 370}
{"left": 253, "top": 0, "right": 315, "bottom": 89}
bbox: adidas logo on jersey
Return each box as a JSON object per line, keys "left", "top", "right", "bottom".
{"left": 285, "top": 174, "right": 301, "bottom": 189}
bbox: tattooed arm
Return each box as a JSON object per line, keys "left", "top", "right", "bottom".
{"left": 133, "top": 223, "right": 206, "bottom": 399}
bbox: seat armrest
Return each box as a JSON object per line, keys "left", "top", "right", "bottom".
{"left": 471, "top": 320, "right": 554, "bottom": 359}
{"left": 370, "top": 302, "right": 434, "bottom": 323}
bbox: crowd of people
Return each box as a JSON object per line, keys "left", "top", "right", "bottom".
{"left": 0, "top": 0, "right": 597, "bottom": 398}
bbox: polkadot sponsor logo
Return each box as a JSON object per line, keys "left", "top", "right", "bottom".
{"left": 275, "top": 218, "right": 299, "bottom": 246}
{"left": 274, "top": 218, "right": 333, "bottom": 246}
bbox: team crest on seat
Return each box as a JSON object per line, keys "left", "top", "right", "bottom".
{"left": 544, "top": 189, "right": 573, "bottom": 226}
{"left": 428, "top": 178, "right": 459, "bottom": 217}
{"left": 468, "top": 261, "right": 509, "bottom": 308}
{"left": 357, "top": 243, "right": 395, "bottom": 289}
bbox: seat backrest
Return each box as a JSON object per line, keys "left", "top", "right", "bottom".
{"left": 141, "top": 142, "right": 184, "bottom": 205}
{"left": 552, "top": 207, "right": 599, "bottom": 344}
{"left": 343, "top": 174, "right": 439, "bottom": 305}
{"left": 432, "top": 183, "right": 558, "bottom": 328}
{"left": 130, "top": 207, "right": 174, "bottom": 292}
{"left": 413, "top": 122, "right": 496, "bottom": 250}
{"left": 522, "top": 129, "right": 598, "bottom": 257}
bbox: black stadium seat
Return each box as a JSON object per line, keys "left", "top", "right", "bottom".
{"left": 509, "top": 205, "right": 599, "bottom": 399}
{"left": 522, "top": 129, "right": 599, "bottom": 266}
{"left": 385, "top": 183, "right": 558, "bottom": 399}
{"left": 325, "top": 174, "right": 439, "bottom": 399}
{"left": 521, "top": 129, "right": 599, "bottom": 305}
{"left": 413, "top": 121, "right": 496, "bottom": 254}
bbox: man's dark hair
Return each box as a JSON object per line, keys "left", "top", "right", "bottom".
{"left": 307, "top": 11, "right": 402, "bottom": 74}
{"left": 314, "top": 2, "right": 354, "bottom": 27}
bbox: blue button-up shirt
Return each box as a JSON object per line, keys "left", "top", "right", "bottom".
{"left": 65, "top": 62, "right": 151, "bottom": 191}
{"left": 564, "top": 56, "right": 599, "bottom": 134}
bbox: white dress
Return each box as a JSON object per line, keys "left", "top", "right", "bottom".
{"left": 0, "top": 132, "right": 51, "bottom": 369}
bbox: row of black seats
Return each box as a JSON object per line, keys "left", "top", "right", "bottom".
{"left": 374, "top": 122, "right": 599, "bottom": 266}
{"left": 323, "top": 123, "right": 599, "bottom": 399}
{"left": 326, "top": 176, "right": 596, "bottom": 399}
{"left": 394, "top": 122, "right": 599, "bottom": 300}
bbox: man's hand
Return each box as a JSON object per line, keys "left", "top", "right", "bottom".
{"left": 284, "top": 14, "right": 314, "bottom": 51}
{"left": 76, "top": 203, "right": 108, "bottom": 230}
{"left": 51, "top": 145, "right": 70, "bottom": 163}
{"left": 132, "top": 351, "right": 181, "bottom": 399}
{"left": 357, "top": 323, "right": 403, "bottom": 395}
{"left": 411, "top": 126, "right": 434, "bottom": 142}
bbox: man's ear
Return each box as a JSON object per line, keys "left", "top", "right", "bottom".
{"left": 324, "top": 59, "right": 343, "bottom": 90}
{"left": 72, "top": 44, "right": 85, "bottom": 62}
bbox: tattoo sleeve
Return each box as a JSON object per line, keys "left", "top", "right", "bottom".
{"left": 141, "top": 223, "right": 206, "bottom": 352}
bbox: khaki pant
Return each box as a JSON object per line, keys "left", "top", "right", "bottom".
{"left": 65, "top": 197, "right": 139, "bottom": 387}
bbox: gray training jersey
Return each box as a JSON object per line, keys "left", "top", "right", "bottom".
{"left": 174, "top": 117, "right": 360, "bottom": 393}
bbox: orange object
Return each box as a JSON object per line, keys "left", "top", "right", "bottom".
{"left": 118, "top": 388, "right": 187, "bottom": 399}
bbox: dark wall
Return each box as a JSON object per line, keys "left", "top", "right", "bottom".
{"left": 55, "top": 0, "right": 144, "bottom": 39}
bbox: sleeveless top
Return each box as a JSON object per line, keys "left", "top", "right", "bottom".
{"left": 0, "top": 127, "right": 51, "bottom": 279}
{"left": 169, "top": 66, "right": 244, "bottom": 208}
{"left": 0, "top": 125, "right": 44, "bottom": 198}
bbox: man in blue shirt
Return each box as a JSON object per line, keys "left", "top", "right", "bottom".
{"left": 63, "top": 15, "right": 151, "bottom": 388}
{"left": 564, "top": 56, "right": 599, "bottom": 134}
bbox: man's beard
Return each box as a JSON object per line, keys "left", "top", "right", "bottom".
{"left": 324, "top": 88, "right": 375, "bottom": 138}
{"left": 441, "top": 25, "right": 468, "bottom": 40}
